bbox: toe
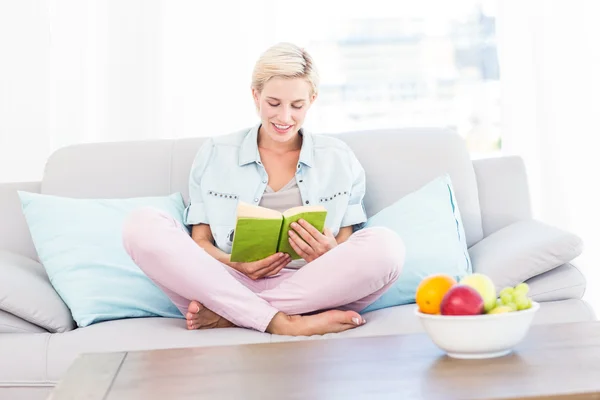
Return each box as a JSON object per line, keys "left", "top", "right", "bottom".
{"left": 192, "top": 313, "right": 203, "bottom": 324}
{"left": 187, "top": 300, "right": 201, "bottom": 315}
{"left": 344, "top": 310, "right": 365, "bottom": 326}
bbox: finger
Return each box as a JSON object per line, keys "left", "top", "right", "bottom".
{"left": 291, "top": 221, "right": 320, "bottom": 248}
{"left": 252, "top": 254, "right": 290, "bottom": 277}
{"left": 265, "top": 260, "right": 288, "bottom": 277}
{"left": 255, "top": 252, "right": 286, "bottom": 269}
{"left": 266, "top": 254, "right": 291, "bottom": 271}
{"left": 258, "top": 260, "right": 288, "bottom": 279}
{"left": 288, "top": 233, "right": 312, "bottom": 259}
{"left": 298, "top": 219, "right": 325, "bottom": 241}
{"left": 289, "top": 230, "right": 315, "bottom": 255}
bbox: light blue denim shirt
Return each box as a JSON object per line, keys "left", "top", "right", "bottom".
{"left": 184, "top": 123, "right": 367, "bottom": 254}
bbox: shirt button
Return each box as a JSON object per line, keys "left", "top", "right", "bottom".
{"left": 299, "top": 179, "right": 303, "bottom": 183}
{"left": 305, "top": 200, "right": 309, "bottom": 204}
{"left": 254, "top": 198, "right": 259, "bottom": 202}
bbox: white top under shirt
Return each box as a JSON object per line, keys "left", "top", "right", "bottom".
{"left": 259, "top": 178, "right": 307, "bottom": 269}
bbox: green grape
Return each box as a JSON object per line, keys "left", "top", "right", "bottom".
{"left": 500, "top": 287, "right": 514, "bottom": 297}
{"left": 496, "top": 298, "right": 504, "bottom": 307}
{"left": 514, "top": 283, "right": 530, "bottom": 295}
{"left": 505, "top": 302, "right": 518, "bottom": 312}
{"left": 500, "top": 292, "right": 513, "bottom": 305}
{"left": 515, "top": 295, "right": 531, "bottom": 310}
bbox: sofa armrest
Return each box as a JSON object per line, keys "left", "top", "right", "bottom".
{"left": 0, "top": 181, "right": 40, "bottom": 260}
{"left": 468, "top": 219, "right": 583, "bottom": 291}
{"left": 0, "top": 250, "right": 75, "bottom": 333}
{"left": 526, "top": 263, "right": 587, "bottom": 302}
{"left": 472, "top": 156, "right": 532, "bottom": 237}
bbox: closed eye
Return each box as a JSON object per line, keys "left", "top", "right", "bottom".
{"left": 267, "top": 103, "right": 304, "bottom": 110}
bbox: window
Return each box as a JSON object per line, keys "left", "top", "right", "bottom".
{"left": 280, "top": 0, "right": 501, "bottom": 155}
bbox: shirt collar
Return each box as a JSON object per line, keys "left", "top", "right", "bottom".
{"left": 238, "top": 123, "right": 314, "bottom": 168}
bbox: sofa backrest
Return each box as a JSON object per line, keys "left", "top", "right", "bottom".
{"left": 41, "top": 127, "right": 483, "bottom": 246}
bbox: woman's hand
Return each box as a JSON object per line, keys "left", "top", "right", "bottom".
{"left": 228, "top": 252, "right": 291, "bottom": 280}
{"left": 288, "top": 219, "right": 338, "bottom": 263}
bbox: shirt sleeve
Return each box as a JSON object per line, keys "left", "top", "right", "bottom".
{"left": 183, "top": 139, "right": 215, "bottom": 226}
{"left": 340, "top": 148, "right": 368, "bottom": 230}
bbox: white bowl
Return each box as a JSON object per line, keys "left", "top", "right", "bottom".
{"left": 415, "top": 302, "right": 540, "bottom": 359}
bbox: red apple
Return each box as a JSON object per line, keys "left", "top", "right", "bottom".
{"left": 440, "top": 285, "right": 485, "bottom": 316}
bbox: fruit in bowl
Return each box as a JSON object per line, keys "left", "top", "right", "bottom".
{"left": 415, "top": 274, "right": 457, "bottom": 315}
{"left": 440, "top": 285, "right": 484, "bottom": 316}
{"left": 415, "top": 273, "right": 540, "bottom": 359}
{"left": 459, "top": 273, "right": 497, "bottom": 312}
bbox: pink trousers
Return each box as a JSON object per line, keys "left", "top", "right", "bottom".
{"left": 122, "top": 207, "right": 405, "bottom": 332}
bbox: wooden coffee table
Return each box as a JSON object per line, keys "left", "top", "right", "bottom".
{"left": 49, "top": 322, "right": 600, "bottom": 400}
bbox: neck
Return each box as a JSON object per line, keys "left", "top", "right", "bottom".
{"left": 257, "top": 124, "right": 302, "bottom": 153}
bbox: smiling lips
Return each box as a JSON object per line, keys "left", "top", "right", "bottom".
{"left": 272, "top": 123, "right": 293, "bottom": 134}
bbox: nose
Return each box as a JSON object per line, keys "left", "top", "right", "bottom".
{"left": 279, "top": 106, "right": 292, "bottom": 124}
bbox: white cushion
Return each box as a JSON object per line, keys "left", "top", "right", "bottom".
{"left": 0, "top": 250, "right": 75, "bottom": 333}
{"left": 0, "top": 310, "right": 46, "bottom": 334}
{"left": 468, "top": 220, "right": 583, "bottom": 290}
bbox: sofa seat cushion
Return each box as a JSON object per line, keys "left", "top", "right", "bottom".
{"left": 270, "top": 299, "right": 596, "bottom": 343}
{"left": 0, "top": 310, "right": 46, "bottom": 334}
{"left": 526, "top": 263, "right": 587, "bottom": 302}
{"left": 46, "top": 317, "right": 271, "bottom": 382}
{"left": 0, "top": 299, "right": 595, "bottom": 386}
{"left": 0, "top": 332, "right": 51, "bottom": 386}
{"left": 0, "top": 387, "right": 52, "bottom": 400}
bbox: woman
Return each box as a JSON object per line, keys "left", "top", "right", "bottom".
{"left": 123, "top": 43, "right": 405, "bottom": 336}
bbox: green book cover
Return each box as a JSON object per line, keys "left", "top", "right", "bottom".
{"left": 230, "top": 202, "right": 328, "bottom": 263}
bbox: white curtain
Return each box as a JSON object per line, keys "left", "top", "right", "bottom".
{"left": 1, "top": 0, "right": 281, "bottom": 182}
{"left": 44, "top": 0, "right": 278, "bottom": 145}
{"left": 497, "top": 0, "right": 600, "bottom": 310}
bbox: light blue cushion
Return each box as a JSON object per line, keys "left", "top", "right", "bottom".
{"left": 360, "top": 174, "right": 472, "bottom": 313}
{"left": 18, "top": 191, "right": 186, "bottom": 327}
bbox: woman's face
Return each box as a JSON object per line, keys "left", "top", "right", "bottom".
{"left": 253, "top": 76, "right": 316, "bottom": 144}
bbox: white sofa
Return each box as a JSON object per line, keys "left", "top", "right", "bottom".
{"left": 0, "top": 128, "right": 595, "bottom": 399}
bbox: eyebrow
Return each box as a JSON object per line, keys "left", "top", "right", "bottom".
{"left": 266, "top": 97, "right": 306, "bottom": 103}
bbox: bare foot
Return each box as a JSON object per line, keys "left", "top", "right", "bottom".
{"left": 185, "top": 300, "right": 236, "bottom": 330}
{"left": 266, "top": 310, "right": 366, "bottom": 336}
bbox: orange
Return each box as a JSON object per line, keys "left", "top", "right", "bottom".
{"left": 416, "top": 274, "right": 457, "bottom": 314}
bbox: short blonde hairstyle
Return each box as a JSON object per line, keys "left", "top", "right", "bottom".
{"left": 251, "top": 42, "right": 319, "bottom": 96}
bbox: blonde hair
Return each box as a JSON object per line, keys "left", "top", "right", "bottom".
{"left": 251, "top": 42, "right": 319, "bottom": 96}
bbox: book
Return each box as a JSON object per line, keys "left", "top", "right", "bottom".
{"left": 229, "top": 201, "right": 328, "bottom": 263}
